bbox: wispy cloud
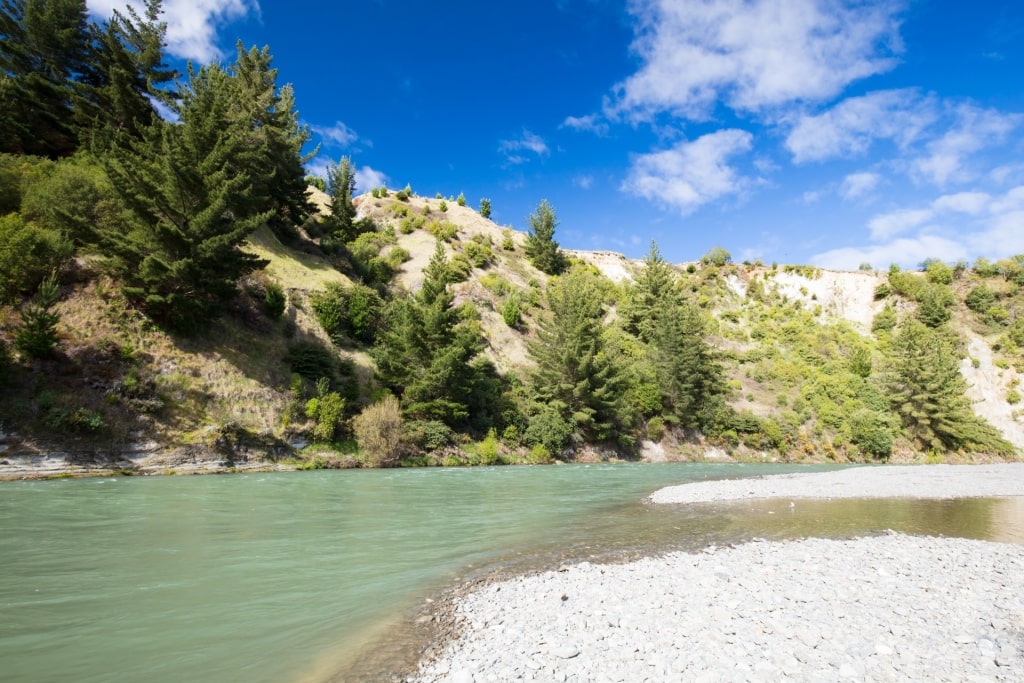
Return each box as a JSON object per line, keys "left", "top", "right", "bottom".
{"left": 560, "top": 114, "right": 609, "bottom": 136}
{"left": 573, "top": 174, "right": 595, "bottom": 190}
{"left": 498, "top": 130, "right": 550, "bottom": 165}
{"left": 608, "top": 0, "right": 903, "bottom": 121}
{"left": 812, "top": 184, "right": 1024, "bottom": 269}
{"left": 87, "top": 0, "right": 260, "bottom": 63}
{"left": 312, "top": 121, "right": 359, "bottom": 148}
{"left": 911, "top": 104, "right": 1021, "bottom": 186}
{"left": 785, "top": 89, "right": 936, "bottom": 163}
{"left": 621, "top": 129, "right": 754, "bottom": 214}
{"left": 355, "top": 166, "right": 388, "bottom": 193}
{"left": 841, "top": 172, "right": 881, "bottom": 201}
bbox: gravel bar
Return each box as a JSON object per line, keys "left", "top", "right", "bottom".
{"left": 412, "top": 534, "right": 1024, "bottom": 682}
{"left": 647, "top": 463, "right": 1024, "bottom": 505}
{"left": 411, "top": 465, "right": 1024, "bottom": 682}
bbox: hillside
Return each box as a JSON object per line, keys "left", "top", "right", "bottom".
{"left": 2, "top": 187, "right": 1023, "bottom": 478}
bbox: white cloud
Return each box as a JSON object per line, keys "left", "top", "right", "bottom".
{"left": 841, "top": 172, "right": 881, "bottom": 200}
{"left": 785, "top": 89, "right": 936, "bottom": 163}
{"left": 87, "top": 0, "right": 259, "bottom": 63}
{"left": 912, "top": 104, "right": 1022, "bottom": 186}
{"left": 814, "top": 184, "right": 1024, "bottom": 270}
{"left": 573, "top": 174, "right": 595, "bottom": 190}
{"left": 812, "top": 235, "right": 966, "bottom": 271}
{"left": 305, "top": 157, "right": 331, "bottom": 181}
{"left": 867, "top": 208, "right": 933, "bottom": 240}
{"left": 609, "top": 0, "right": 903, "bottom": 121}
{"left": 312, "top": 121, "right": 359, "bottom": 148}
{"left": 498, "top": 130, "right": 550, "bottom": 164}
{"left": 931, "top": 191, "right": 991, "bottom": 214}
{"left": 561, "top": 114, "right": 609, "bottom": 136}
{"left": 355, "top": 166, "right": 388, "bottom": 193}
{"left": 621, "top": 129, "right": 754, "bottom": 214}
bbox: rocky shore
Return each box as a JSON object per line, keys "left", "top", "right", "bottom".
{"left": 648, "top": 463, "right": 1024, "bottom": 504}
{"left": 411, "top": 465, "right": 1024, "bottom": 682}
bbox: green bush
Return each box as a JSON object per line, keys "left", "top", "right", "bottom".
{"left": 0, "top": 213, "right": 71, "bottom": 303}
{"left": 464, "top": 241, "right": 493, "bottom": 268}
{"left": 965, "top": 285, "right": 995, "bottom": 313}
{"left": 701, "top": 246, "right": 731, "bottom": 266}
{"left": 849, "top": 409, "right": 893, "bottom": 458}
{"left": 524, "top": 407, "right": 574, "bottom": 455}
{"left": 456, "top": 192, "right": 466, "bottom": 207}
{"left": 476, "top": 428, "right": 499, "bottom": 465}
{"left": 448, "top": 253, "right": 473, "bottom": 282}
{"left": 501, "top": 295, "right": 522, "bottom": 328}
{"left": 305, "top": 378, "right": 345, "bottom": 442}
{"left": 404, "top": 419, "right": 454, "bottom": 451}
{"left": 439, "top": 199, "right": 448, "bottom": 212}
{"left": 284, "top": 340, "right": 336, "bottom": 383}
{"left": 501, "top": 229, "right": 515, "bottom": 251}
{"left": 480, "top": 198, "right": 492, "bottom": 219}
{"left": 1008, "top": 390, "right": 1021, "bottom": 405}
{"left": 925, "top": 260, "right": 954, "bottom": 285}
{"left": 264, "top": 283, "right": 286, "bottom": 319}
{"left": 15, "top": 272, "right": 61, "bottom": 359}
{"left": 872, "top": 305, "right": 897, "bottom": 332}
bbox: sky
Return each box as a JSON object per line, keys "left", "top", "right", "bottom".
{"left": 84, "top": 0, "right": 1024, "bottom": 270}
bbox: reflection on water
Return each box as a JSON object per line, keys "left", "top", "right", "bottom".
{"left": 0, "top": 464, "right": 1021, "bottom": 683}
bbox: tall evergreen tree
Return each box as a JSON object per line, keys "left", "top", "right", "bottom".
{"left": 0, "top": 0, "right": 91, "bottom": 157}
{"left": 649, "top": 299, "right": 726, "bottom": 430}
{"left": 227, "top": 42, "right": 314, "bottom": 239}
{"left": 529, "top": 267, "right": 624, "bottom": 443}
{"left": 885, "top": 321, "right": 1013, "bottom": 455}
{"left": 524, "top": 198, "right": 566, "bottom": 275}
{"left": 623, "top": 240, "right": 678, "bottom": 341}
{"left": 372, "top": 242, "right": 486, "bottom": 427}
{"left": 98, "top": 62, "right": 270, "bottom": 332}
{"left": 327, "top": 155, "right": 357, "bottom": 239}
{"left": 77, "top": 0, "right": 176, "bottom": 142}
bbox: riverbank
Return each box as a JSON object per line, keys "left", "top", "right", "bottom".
{"left": 409, "top": 464, "right": 1024, "bottom": 682}
{"left": 648, "top": 462, "right": 1024, "bottom": 504}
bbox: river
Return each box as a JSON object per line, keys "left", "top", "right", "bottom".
{"left": 2, "top": 463, "right": 1022, "bottom": 682}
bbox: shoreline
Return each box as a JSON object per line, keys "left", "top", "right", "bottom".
{"left": 647, "top": 462, "right": 1024, "bottom": 504}
{"left": 404, "top": 464, "right": 1024, "bottom": 682}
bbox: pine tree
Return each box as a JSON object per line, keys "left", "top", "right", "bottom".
{"left": 98, "top": 62, "right": 270, "bottom": 332}
{"left": 648, "top": 299, "right": 726, "bottom": 430}
{"left": 524, "top": 199, "right": 566, "bottom": 275}
{"left": 15, "top": 271, "right": 61, "bottom": 358}
{"left": 529, "top": 267, "right": 624, "bottom": 442}
{"left": 77, "top": 0, "right": 176, "bottom": 142}
{"left": 885, "top": 321, "right": 1013, "bottom": 455}
{"left": 227, "top": 42, "right": 314, "bottom": 239}
{"left": 0, "top": 0, "right": 91, "bottom": 157}
{"left": 372, "top": 241, "right": 486, "bottom": 427}
{"left": 327, "top": 155, "right": 357, "bottom": 240}
{"left": 623, "top": 240, "right": 678, "bottom": 341}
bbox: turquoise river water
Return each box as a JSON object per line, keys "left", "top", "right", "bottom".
{"left": 2, "top": 463, "right": 1023, "bottom": 682}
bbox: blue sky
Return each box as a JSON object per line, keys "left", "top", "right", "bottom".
{"left": 86, "top": 0, "right": 1024, "bottom": 270}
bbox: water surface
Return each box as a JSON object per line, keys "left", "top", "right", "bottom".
{"left": 1, "top": 463, "right": 1021, "bottom": 682}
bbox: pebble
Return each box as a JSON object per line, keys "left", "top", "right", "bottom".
{"left": 412, "top": 534, "right": 1024, "bottom": 682}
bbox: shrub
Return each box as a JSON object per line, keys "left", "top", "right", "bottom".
{"left": 439, "top": 199, "right": 448, "bottom": 212}
{"left": 305, "top": 378, "right": 345, "bottom": 442}
{"left": 404, "top": 419, "right": 453, "bottom": 451}
{"left": 872, "top": 305, "right": 897, "bottom": 332}
{"left": 264, "top": 283, "right": 286, "bottom": 319}
{"left": 646, "top": 416, "right": 665, "bottom": 441}
{"left": 849, "top": 409, "right": 893, "bottom": 458}
{"left": 464, "top": 241, "right": 493, "bottom": 268}
{"left": 476, "top": 428, "right": 499, "bottom": 465}
{"left": 501, "top": 295, "right": 522, "bottom": 328}
{"left": 524, "top": 407, "right": 574, "bottom": 455}
{"left": 0, "top": 213, "right": 71, "bottom": 303}
{"left": 858, "top": 262, "right": 873, "bottom": 271}
{"left": 15, "top": 272, "right": 61, "bottom": 359}
{"left": 354, "top": 395, "right": 404, "bottom": 466}
{"left": 965, "top": 285, "right": 995, "bottom": 313}
{"left": 501, "top": 229, "right": 515, "bottom": 251}
{"left": 701, "top": 246, "right": 731, "bottom": 266}
{"left": 1009, "top": 390, "right": 1021, "bottom": 405}
{"left": 284, "top": 340, "right": 336, "bottom": 383}
{"left": 456, "top": 192, "right": 466, "bottom": 207}
{"left": 925, "top": 260, "right": 954, "bottom": 285}
{"left": 448, "top": 253, "right": 473, "bottom": 282}
{"left": 479, "top": 198, "right": 491, "bottom": 219}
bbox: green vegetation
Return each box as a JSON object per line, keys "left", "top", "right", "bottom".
{"left": 0, "top": 1, "right": 1018, "bottom": 470}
